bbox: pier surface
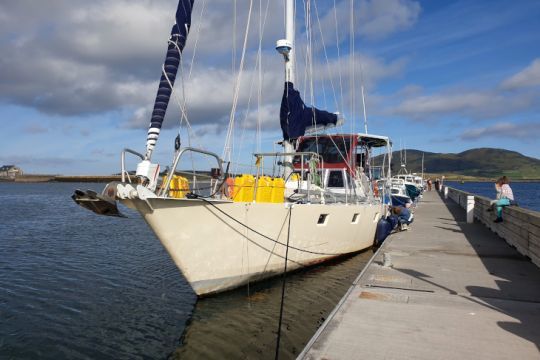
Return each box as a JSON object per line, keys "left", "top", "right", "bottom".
{"left": 300, "top": 191, "right": 540, "bottom": 359}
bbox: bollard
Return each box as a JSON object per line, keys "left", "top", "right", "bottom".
{"left": 444, "top": 186, "right": 448, "bottom": 199}
{"left": 467, "top": 195, "right": 475, "bottom": 223}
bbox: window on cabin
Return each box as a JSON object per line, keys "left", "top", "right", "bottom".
{"left": 327, "top": 170, "right": 344, "bottom": 187}
{"left": 294, "top": 137, "right": 351, "bottom": 164}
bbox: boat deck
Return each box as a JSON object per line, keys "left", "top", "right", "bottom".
{"left": 299, "top": 190, "right": 540, "bottom": 359}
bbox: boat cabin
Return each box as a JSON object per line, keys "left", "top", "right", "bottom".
{"left": 291, "top": 133, "right": 391, "bottom": 191}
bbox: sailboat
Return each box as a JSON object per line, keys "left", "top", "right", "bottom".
{"left": 72, "top": 0, "right": 392, "bottom": 297}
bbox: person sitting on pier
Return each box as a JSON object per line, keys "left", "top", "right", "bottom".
{"left": 392, "top": 205, "right": 414, "bottom": 231}
{"left": 493, "top": 176, "right": 516, "bottom": 223}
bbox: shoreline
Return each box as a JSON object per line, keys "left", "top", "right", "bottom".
{"left": 2, "top": 174, "right": 540, "bottom": 184}
{"left": 2, "top": 172, "right": 213, "bottom": 183}
{"left": 3, "top": 175, "right": 123, "bottom": 183}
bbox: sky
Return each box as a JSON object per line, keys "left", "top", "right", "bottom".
{"left": 1, "top": 0, "right": 539, "bottom": 175}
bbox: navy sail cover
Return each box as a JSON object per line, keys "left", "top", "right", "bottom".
{"left": 146, "top": 0, "right": 194, "bottom": 159}
{"left": 279, "top": 81, "right": 338, "bottom": 141}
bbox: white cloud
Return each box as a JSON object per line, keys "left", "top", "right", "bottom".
{"left": 0, "top": 0, "right": 411, "bottom": 138}
{"left": 500, "top": 58, "right": 540, "bottom": 90}
{"left": 392, "top": 91, "right": 495, "bottom": 119}
{"left": 358, "top": 0, "right": 422, "bottom": 38}
{"left": 317, "top": 0, "right": 421, "bottom": 44}
{"left": 461, "top": 121, "right": 540, "bottom": 140}
{"left": 389, "top": 59, "right": 540, "bottom": 121}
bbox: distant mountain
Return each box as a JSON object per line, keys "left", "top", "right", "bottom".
{"left": 384, "top": 148, "right": 540, "bottom": 179}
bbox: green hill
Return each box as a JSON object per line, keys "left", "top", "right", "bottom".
{"left": 386, "top": 148, "right": 540, "bottom": 180}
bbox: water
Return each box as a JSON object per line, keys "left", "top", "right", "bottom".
{"left": 0, "top": 182, "right": 373, "bottom": 359}
{"left": 446, "top": 181, "right": 540, "bottom": 212}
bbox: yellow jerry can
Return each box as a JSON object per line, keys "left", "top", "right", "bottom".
{"left": 255, "top": 176, "right": 273, "bottom": 203}
{"left": 270, "top": 177, "right": 285, "bottom": 203}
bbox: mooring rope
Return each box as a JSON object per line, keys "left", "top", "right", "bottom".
{"left": 194, "top": 196, "right": 346, "bottom": 257}
{"left": 274, "top": 205, "right": 292, "bottom": 360}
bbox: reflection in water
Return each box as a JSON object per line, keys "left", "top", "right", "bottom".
{"left": 173, "top": 251, "right": 374, "bottom": 359}
{"left": 1, "top": 182, "right": 375, "bottom": 359}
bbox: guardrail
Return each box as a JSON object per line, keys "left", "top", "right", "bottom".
{"left": 445, "top": 186, "right": 540, "bottom": 268}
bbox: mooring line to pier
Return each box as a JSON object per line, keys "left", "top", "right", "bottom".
{"left": 275, "top": 205, "right": 292, "bottom": 360}
{"left": 196, "top": 196, "right": 346, "bottom": 256}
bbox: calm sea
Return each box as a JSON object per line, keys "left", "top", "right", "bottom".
{"left": 446, "top": 181, "right": 540, "bottom": 212}
{"left": 0, "top": 182, "right": 373, "bottom": 359}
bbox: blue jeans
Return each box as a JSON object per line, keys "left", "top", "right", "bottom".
{"left": 496, "top": 198, "right": 510, "bottom": 218}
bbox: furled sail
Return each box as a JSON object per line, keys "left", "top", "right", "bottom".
{"left": 279, "top": 81, "right": 338, "bottom": 141}
{"left": 145, "top": 0, "right": 194, "bottom": 160}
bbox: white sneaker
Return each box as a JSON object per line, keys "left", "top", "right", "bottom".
{"left": 400, "top": 223, "right": 409, "bottom": 231}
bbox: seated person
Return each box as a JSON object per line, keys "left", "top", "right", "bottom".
{"left": 392, "top": 205, "right": 414, "bottom": 230}
{"left": 493, "top": 176, "right": 516, "bottom": 223}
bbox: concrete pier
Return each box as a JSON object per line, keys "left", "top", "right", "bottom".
{"left": 299, "top": 190, "right": 540, "bottom": 359}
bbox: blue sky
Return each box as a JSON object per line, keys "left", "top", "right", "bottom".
{"left": 1, "top": 0, "right": 539, "bottom": 175}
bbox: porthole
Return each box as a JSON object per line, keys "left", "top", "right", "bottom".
{"left": 317, "top": 214, "right": 329, "bottom": 225}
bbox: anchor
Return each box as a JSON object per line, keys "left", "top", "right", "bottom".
{"left": 71, "top": 188, "right": 125, "bottom": 217}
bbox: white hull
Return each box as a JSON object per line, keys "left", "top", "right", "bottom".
{"left": 124, "top": 198, "right": 382, "bottom": 296}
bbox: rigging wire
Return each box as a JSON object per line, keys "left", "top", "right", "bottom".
{"left": 360, "top": 63, "right": 369, "bottom": 134}
{"left": 256, "top": 0, "right": 263, "bottom": 153}
{"left": 349, "top": 0, "right": 355, "bottom": 136}
{"left": 333, "top": 0, "right": 345, "bottom": 119}
{"left": 223, "top": 0, "right": 255, "bottom": 163}
{"left": 157, "top": 0, "right": 215, "bottom": 171}
{"left": 182, "top": 0, "right": 209, "bottom": 152}
{"left": 175, "top": 0, "right": 207, "bottom": 145}
{"left": 231, "top": 0, "right": 271, "bottom": 175}
{"left": 312, "top": 0, "right": 339, "bottom": 113}
{"left": 313, "top": 0, "right": 353, "bottom": 197}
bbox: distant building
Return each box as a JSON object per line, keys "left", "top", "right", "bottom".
{"left": 0, "top": 165, "right": 23, "bottom": 179}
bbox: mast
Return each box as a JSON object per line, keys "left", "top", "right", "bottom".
{"left": 285, "top": 0, "right": 295, "bottom": 85}
{"left": 277, "top": 0, "right": 295, "bottom": 180}
{"left": 277, "top": 0, "right": 337, "bottom": 181}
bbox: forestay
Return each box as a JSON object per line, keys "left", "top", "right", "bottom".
{"left": 145, "top": 0, "right": 194, "bottom": 160}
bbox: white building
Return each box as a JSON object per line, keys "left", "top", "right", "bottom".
{"left": 0, "top": 165, "right": 23, "bottom": 179}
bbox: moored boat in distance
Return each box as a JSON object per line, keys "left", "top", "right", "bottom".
{"left": 386, "top": 178, "right": 412, "bottom": 207}
{"left": 393, "top": 164, "right": 423, "bottom": 202}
